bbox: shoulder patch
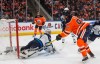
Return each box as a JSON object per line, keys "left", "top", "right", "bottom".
{"left": 76, "top": 19, "right": 82, "bottom": 24}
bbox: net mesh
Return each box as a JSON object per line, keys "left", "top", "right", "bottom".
{"left": 0, "top": 20, "right": 11, "bottom": 51}
{"left": 0, "top": 19, "right": 20, "bottom": 59}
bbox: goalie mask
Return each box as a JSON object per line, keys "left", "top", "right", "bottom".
{"left": 45, "top": 29, "right": 51, "bottom": 34}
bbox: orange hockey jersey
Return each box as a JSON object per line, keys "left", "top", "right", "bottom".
{"left": 34, "top": 16, "right": 46, "bottom": 26}
{"left": 60, "top": 16, "right": 90, "bottom": 38}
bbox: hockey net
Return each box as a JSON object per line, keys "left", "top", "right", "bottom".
{"left": 0, "top": 19, "right": 20, "bottom": 59}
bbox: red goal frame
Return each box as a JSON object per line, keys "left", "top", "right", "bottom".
{"left": 8, "top": 19, "right": 20, "bottom": 58}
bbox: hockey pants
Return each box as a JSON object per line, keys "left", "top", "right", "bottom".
{"left": 77, "top": 38, "right": 92, "bottom": 57}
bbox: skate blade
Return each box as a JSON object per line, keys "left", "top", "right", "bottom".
{"left": 82, "top": 61, "right": 87, "bottom": 64}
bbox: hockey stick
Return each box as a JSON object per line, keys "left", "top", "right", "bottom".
{"left": 0, "top": 47, "right": 14, "bottom": 55}
{"left": 46, "top": 39, "right": 56, "bottom": 46}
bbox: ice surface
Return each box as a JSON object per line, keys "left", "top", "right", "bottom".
{"left": 0, "top": 34, "right": 100, "bottom": 64}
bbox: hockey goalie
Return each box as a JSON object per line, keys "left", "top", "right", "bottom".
{"left": 19, "top": 29, "right": 56, "bottom": 59}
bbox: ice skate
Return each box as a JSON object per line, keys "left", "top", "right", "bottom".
{"left": 88, "top": 51, "right": 95, "bottom": 58}
{"left": 82, "top": 56, "right": 88, "bottom": 61}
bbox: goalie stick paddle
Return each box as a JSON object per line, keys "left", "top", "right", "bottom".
{"left": 0, "top": 47, "right": 14, "bottom": 55}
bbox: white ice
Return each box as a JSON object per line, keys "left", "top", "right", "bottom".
{"left": 0, "top": 34, "right": 100, "bottom": 64}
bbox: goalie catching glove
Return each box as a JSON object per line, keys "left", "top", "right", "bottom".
{"left": 44, "top": 42, "right": 56, "bottom": 54}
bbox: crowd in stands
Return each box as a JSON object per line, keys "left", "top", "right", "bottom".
{"left": 0, "top": 0, "right": 33, "bottom": 22}
{"left": 0, "top": 0, "right": 100, "bottom": 21}
{"left": 40, "top": 0, "right": 100, "bottom": 21}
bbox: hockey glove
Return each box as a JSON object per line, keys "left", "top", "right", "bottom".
{"left": 32, "top": 22, "right": 35, "bottom": 24}
{"left": 56, "top": 34, "right": 62, "bottom": 41}
{"left": 42, "top": 22, "right": 45, "bottom": 25}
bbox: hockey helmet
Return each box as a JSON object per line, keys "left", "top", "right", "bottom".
{"left": 45, "top": 29, "right": 51, "bottom": 34}
{"left": 63, "top": 7, "right": 70, "bottom": 16}
{"left": 64, "top": 7, "right": 69, "bottom": 11}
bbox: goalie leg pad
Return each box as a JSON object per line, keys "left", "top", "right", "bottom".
{"left": 20, "top": 48, "right": 39, "bottom": 59}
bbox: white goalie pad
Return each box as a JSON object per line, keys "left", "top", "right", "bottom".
{"left": 20, "top": 49, "right": 39, "bottom": 59}
{"left": 20, "top": 47, "right": 39, "bottom": 59}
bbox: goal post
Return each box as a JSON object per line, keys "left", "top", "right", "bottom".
{"left": 0, "top": 19, "right": 20, "bottom": 58}
{"left": 15, "top": 19, "right": 20, "bottom": 58}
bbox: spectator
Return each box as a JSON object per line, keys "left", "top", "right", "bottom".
{"left": 40, "top": 0, "right": 100, "bottom": 20}
{"left": 0, "top": 0, "right": 33, "bottom": 22}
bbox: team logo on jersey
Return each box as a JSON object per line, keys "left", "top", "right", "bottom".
{"left": 37, "top": 20, "right": 41, "bottom": 24}
{"left": 76, "top": 19, "right": 82, "bottom": 24}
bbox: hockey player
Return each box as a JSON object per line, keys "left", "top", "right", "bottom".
{"left": 61, "top": 8, "right": 76, "bottom": 44}
{"left": 60, "top": 8, "right": 76, "bottom": 44}
{"left": 55, "top": 7, "right": 95, "bottom": 61}
{"left": 60, "top": 9, "right": 68, "bottom": 43}
{"left": 88, "top": 20, "right": 100, "bottom": 41}
{"left": 20, "top": 29, "right": 55, "bottom": 58}
{"left": 32, "top": 11, "right": 46, "bottom": 37}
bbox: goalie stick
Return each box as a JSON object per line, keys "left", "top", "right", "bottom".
{"left": 0, "top": 47, "right": 14, "bottom": 55}
{"left": 0, "top": 46, "right": 22, "bottom": 55}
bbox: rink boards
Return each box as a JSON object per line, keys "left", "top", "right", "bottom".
{"left": 0, "top": 20, "right": 95, "bottom": 36}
